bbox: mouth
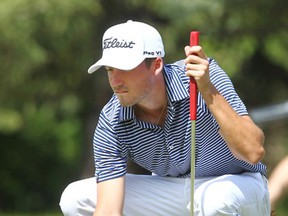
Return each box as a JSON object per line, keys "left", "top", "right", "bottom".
{"left": 113, "top": 86, "right": 128, "bottom": 94}
{"left": 115, "top": 91, "right": 128, "bottom": 95}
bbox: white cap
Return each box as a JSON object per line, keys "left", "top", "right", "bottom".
{"left": 88, "top": 20, "right": 165, "bottom": 74}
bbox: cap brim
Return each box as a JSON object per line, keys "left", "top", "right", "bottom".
{"left": 87, "top": 59, "right": 104, "bottom": 74}
{"left": 87, "top": 55, "right": 146, "bottom": 74}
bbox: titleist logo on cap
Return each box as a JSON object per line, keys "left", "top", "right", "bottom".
{"left": 103, "top": 37, "right": 135, "bottom": 49}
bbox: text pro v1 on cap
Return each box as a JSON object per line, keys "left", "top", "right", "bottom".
{"left": 88, "top": 20, "right": 165, "bottom": 74}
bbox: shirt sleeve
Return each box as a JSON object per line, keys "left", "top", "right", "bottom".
{"left": 93, "top": 108, "right": 127, "bottom": 183}
{"left": 198, "top": 58, "right": 248, "bottom": 131}
{"left": 209, "top": 58, "right": 248, "bottom": 115}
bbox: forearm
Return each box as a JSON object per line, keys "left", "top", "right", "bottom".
{"left": 94, "top": 177, "right": 125, "bottom": 216}
{"left": 200, "top": 83, "right": 265, "bottom": 164}
{"left": 183, "top": 46, "right": 264, "bottom": 164}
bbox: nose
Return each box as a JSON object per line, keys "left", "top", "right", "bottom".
{"left": 108, "top": 69, "right": 124, "bottom": 87}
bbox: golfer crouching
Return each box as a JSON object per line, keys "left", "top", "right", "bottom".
{"left": 60, "top": 20, "right": 270, "bottom": 216}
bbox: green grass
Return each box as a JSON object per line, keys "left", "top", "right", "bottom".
{"left": 274, "top": 197, "right": 288, "bottom": 216}
{"left": 1, "top": 203, "right": 287, "bottom": 216}
{"left": 0, "top": 213, "right": 62, "bottom": 216}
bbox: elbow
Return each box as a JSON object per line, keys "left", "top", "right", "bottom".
{"left": 248, "top": 146, "right": 265, "bottom": 165}
{"left": 247, "top": 130, "right": 266, "bottom": 165}
{"left": 235, "top": 146, "right": 265, "bottom": 165}
{"left": 234, "top": 130, "right": 265, "bottom": 165}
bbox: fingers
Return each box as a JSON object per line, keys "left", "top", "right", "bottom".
{"left": 184, "top": 45, "right": 208, "bottom": 68}
{"left": 185, "top": 61, "right": 209, "bottom": 81}
{"left": 184, "top": 45, "right": 209, "bottom": 75}
{"left": 184, "top": 45, "right": 210, "bottom": 90}
{"left": 184, "top": 45, "right": 206, "bottom": 59}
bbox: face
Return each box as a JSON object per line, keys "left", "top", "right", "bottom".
{"left": 106, "top": 60, "right": 155, "bottom": 107}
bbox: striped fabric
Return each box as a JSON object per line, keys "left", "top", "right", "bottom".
{"left": 93, "top": 58, "right": 267, "bottom": 183}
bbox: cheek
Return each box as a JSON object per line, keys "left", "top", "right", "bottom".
{"left": 133, "top": 77, "right": 152, "bottom": 96}
{"left": 108, "top": 77, "right": 113, "bottom": 87}
{"left": 107, "top": 74, "right": 113, "bottom": 86}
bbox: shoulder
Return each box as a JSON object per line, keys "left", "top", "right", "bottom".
{"left": 163, "top": 60, "right": 189, "bottom": 87}
{"left": 163, "top": 61, "right": 190, "bottom": 102}
{"left": 99, "top": 95, "right": 121, "bottom": 122}
{"left": 164, "top": 60, "right": 186, "bottom": 74}
{"left": 208, "top": 58, "right": 235, "bottom": 93}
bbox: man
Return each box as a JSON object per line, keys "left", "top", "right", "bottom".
{"left": 60, "top": 20, "right": 270, "bottom": 215}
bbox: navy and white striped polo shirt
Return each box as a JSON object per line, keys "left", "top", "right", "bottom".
{"left": 93, "top": 58, "right": 267, "bottom": 183}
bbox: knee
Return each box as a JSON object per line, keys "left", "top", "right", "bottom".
{"left": 194, "top": 182, "right": 240, "bottom": 215}
{"left": 59, "top": 178, "right": 97, "bottom": 216}
{"left": 59, "top": 182, "right": 80, "bottom": 216}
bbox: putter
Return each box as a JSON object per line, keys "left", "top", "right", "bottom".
{"left": 189, "top": 31, "right": 199, "bottom": 216}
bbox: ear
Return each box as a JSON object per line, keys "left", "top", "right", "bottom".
{"left": 154, "top": 57, "right": 164, "bottom": 74}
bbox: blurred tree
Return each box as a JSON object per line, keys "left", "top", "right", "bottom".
{"left": 0, "top": 0, "right": 102, "bottom": 211}
{"left": 0, "top": 0, "right": 287, "bottom": 213}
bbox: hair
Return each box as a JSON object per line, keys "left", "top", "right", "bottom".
{"left": 144, "top": 58, "right": 164, "bottom": 69}
{"left": 144, "top": 58, "right": 156, "bottom": 68}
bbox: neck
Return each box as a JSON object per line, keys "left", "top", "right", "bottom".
{"left": 135, "top": 67, "right": 167, "bottom": 126}
{"left": 134, "top": 97, "right": 167, "bottom": 126}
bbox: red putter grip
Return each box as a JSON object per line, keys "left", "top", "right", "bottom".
{"left": 189, "top": 31, "right": 199, "bottom": 121}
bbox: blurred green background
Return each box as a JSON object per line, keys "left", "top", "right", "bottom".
{"left": 0, "top": 0, "right": 287, "bottom": 215}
